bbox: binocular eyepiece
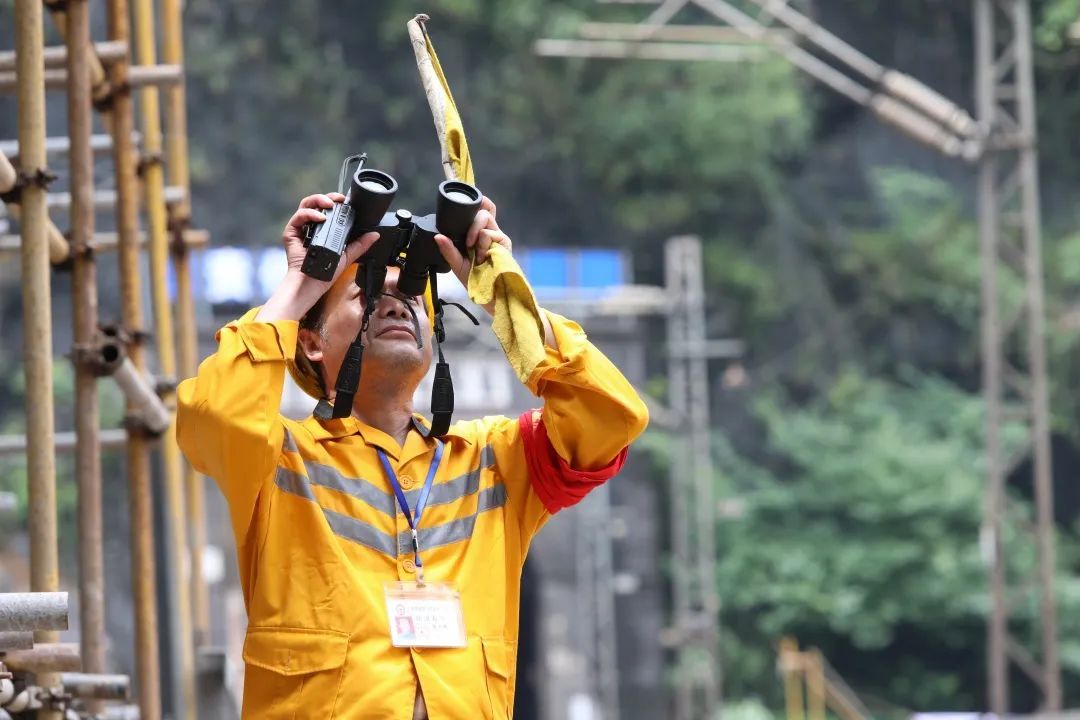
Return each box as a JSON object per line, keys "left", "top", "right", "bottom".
{"left": 301, "top": 154, "right": 483, "bottom": 298}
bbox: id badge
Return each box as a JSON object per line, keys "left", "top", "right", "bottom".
{"left": 384, "top": 581, "right": 467, "bottom": 648}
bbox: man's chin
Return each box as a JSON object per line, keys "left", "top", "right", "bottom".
{"left": 366, "top": 342, "right": 429, "bottom": 372}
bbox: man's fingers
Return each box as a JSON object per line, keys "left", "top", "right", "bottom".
{"left": 298, "top": 193, "right": 337, "bottom": 210}
{"left": 346, "top": 232, "right": 380, "bottom": 263}
{"left": 288, "top": 208, "right": 326, "bottom": 230}
{"left": 435, "top": 234, "right": 464, "bottom": 271}
{"left": 475, "top": 229, "right": 511, "bottom": 264}
{"left": 475, "top": 231, "right": 492, "bottom": 264}
{"left": 465, "top": 209, "right": 493, "bottom": 250}
{"left": 480, "top": 195, "right": 497, "bottom": 219}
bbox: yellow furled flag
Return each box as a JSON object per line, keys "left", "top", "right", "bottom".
{"left": 407, "top": 14, "right": 548, "bottom": 384}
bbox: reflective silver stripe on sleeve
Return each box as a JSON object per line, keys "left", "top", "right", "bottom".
{"left": 281, "top": 427, "right": 299, "bottom": 454}
{"left": 274, "top": 465, "right": 315, "bottom": 501}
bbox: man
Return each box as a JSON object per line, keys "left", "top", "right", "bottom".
{"left": 177, "top": 190, "right": 648, "bottom": 719}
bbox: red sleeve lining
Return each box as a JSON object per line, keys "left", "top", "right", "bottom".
{"left": 517, "top": 409, "right": 628, "bottom": 514}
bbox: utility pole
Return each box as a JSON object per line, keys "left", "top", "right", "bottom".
{"left": 537, "top": 0, "right": 1060, "bottom": 712}
{"left": 974, "top": 0, "right": 1060, "bottom": 711}
{"left": 575, "top": 482, "right": 621, "bottom": 720}
{"left": 665, "top": 236, "right": 736, "bottom": 719}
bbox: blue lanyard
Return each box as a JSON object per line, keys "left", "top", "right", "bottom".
{"left": 378, "top": 440, "right": 444, "bottom": 579}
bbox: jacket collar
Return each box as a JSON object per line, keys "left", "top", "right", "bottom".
{"left": 301, "top": 412, "right": 472, "bottom": 460}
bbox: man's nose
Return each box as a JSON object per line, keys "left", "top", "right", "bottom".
{"left": 376, "top": 293, "right": 409, "bottom": 318}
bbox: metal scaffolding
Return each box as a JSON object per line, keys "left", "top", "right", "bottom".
{"left": 974, "top": 0, "right": 1060, "bottom": 711}
{"left": 665, "top": 236, "right": 725, "bottom": 718}
{"left": 537, "top": 0, "right": 1060, "bottom": 714}
{"left": 1, "top": 0, "right": 209, "bottom": 716}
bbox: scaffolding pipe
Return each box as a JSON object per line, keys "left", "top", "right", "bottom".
{"left": 0, "top": 228, "right": 209, "bottom": 255}
{"left": 0, "top": 132, "right": 138, "bottom": 157}
{"left": 0, "top": 41, "right": 127, "bottom": 71}
{"left": 162, "top": 0, "right": 206, "bottom": 645}
{"left": 111, "top": 359, "right": 171, "bottom": 435}
{"left": 60, "top": 673, "right": 129, "bottom": 700}
{"left": 162, "top": 0, "right": 209, "bottom": 646}
{"left": 0, "top": 64, "right": 183, "bottom": 92}
{"left": 0, "top": 150, "right": 69, "bottom": 263}
{"left": 105, "top": 0, "right": 162, "bottom": 715}
{"left": 131, "top": 0, "right": 196, "bottom": 713}
{"left": 41, "top": 2, "right": 112, "bottom": 108}
{"left": 1, "top": 643, "right": 82, "bottom": 673}
{"left": 64, "top": 0, "right": 107, "bottom": 699}
{"left": 0, "top": 592, "right": 68, "bottom": 632}
{"left": 0, "top": 632, "right": 34, "bottom": 650}
{"left": 41, "top": 184, "right": 186, "bottom": 211}
{"left": 0, "top": 428, "right": 129, "bottom": 457}
{"left": 13, "top": 8, "right": 63, "bottom": 719}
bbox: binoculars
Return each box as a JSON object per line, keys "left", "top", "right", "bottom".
{"left": 301, "top": 154, "right": 483, "bottom": 298}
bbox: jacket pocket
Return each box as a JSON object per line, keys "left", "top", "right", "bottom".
{"left": 242, "top": 626, "right": 349, "bottom": 718}
{"left": 482, "top": 637, "right": 515, "bottom": 720}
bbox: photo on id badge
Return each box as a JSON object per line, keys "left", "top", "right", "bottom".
{"left": 394, "top": 609, "right": 417, "bottom": 643}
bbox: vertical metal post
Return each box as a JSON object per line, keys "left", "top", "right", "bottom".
{"left": 14, "top": 1, "right": 61, "bottom": 718}
{"left": 130, "top": 0, "right": 196, "bottom": 711}
{"left": 665, "top": 239, "right": 693, "bottom": 719}
{"left": 574, "top": 485, "right": 621, "bottom": 720}
{"left": 1012, "top": 0, "right": 1061, "bottom": 708}
{"left": 161, "top": 0, "right": 210, "bottom": 648}
{"left": 665, "top": 237, "right": 721, "bottom": 719}
{"left": 973, "top": 1, "right": 1008, "bottom": 711}
{"left": 105, "top": 0, "right": 162, "bottom": 716}
{"left": 65, "top": 0, "right": 107, "bottom": 708}
{"left": 596, "top": 483, "right": 622, "bottom": 720}
{"left": 683, "top": 235, "right": 721, "bottom": 713}
{"left": 974, "top": 0, "right": 1060, "bottom": 711}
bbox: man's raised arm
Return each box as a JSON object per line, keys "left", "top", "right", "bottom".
{"left": 176, "top": 191, "right": 374, "bottom": 539}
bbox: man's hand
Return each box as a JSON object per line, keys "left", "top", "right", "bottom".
{"left": 432, "top": 196, "right": 554, "bottom": 346}
{"left": 434, "top": 196, "right": 512, "bottom": 290}
{"left": 257, "top": 193, "right": 378, "bottom": 323}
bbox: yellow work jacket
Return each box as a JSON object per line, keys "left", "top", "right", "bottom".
{"left": 176, "top": 307, "right": 648, "bottom": 719}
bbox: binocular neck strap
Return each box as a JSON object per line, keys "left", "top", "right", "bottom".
{"left": 424, "top": 273, "right": 454, "bottom": 438}
{"left": 421, "top": 276, "right": 482, "bottom": 439}
{"left": 315, "top": 304, "right": 373, "bottom": 421}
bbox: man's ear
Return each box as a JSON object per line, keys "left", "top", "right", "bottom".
{"left": 297, "top": 327, "right": 325, "bottom": 364}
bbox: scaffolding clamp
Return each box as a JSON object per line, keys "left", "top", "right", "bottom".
{"left": 91, "top": 79, "right": 130, "bottom": 115}
{"left": 71, "top": 325, "right": 127, "bottom": 378}
{"left": 0, "top": 167, "right": 57, "bottom": 205}
{"left": 135, "top": 150, "right": 164, "bottom": 177}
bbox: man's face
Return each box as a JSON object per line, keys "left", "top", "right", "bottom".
{"left": 300, "top": 266, "right": 432, "bottom": 398}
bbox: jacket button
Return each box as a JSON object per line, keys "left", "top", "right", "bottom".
{"left": 402, "top": 558, "right": 416, "bottom": 573}
{"left": 399, "top": 476, "right": 415, "bottom": 490}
